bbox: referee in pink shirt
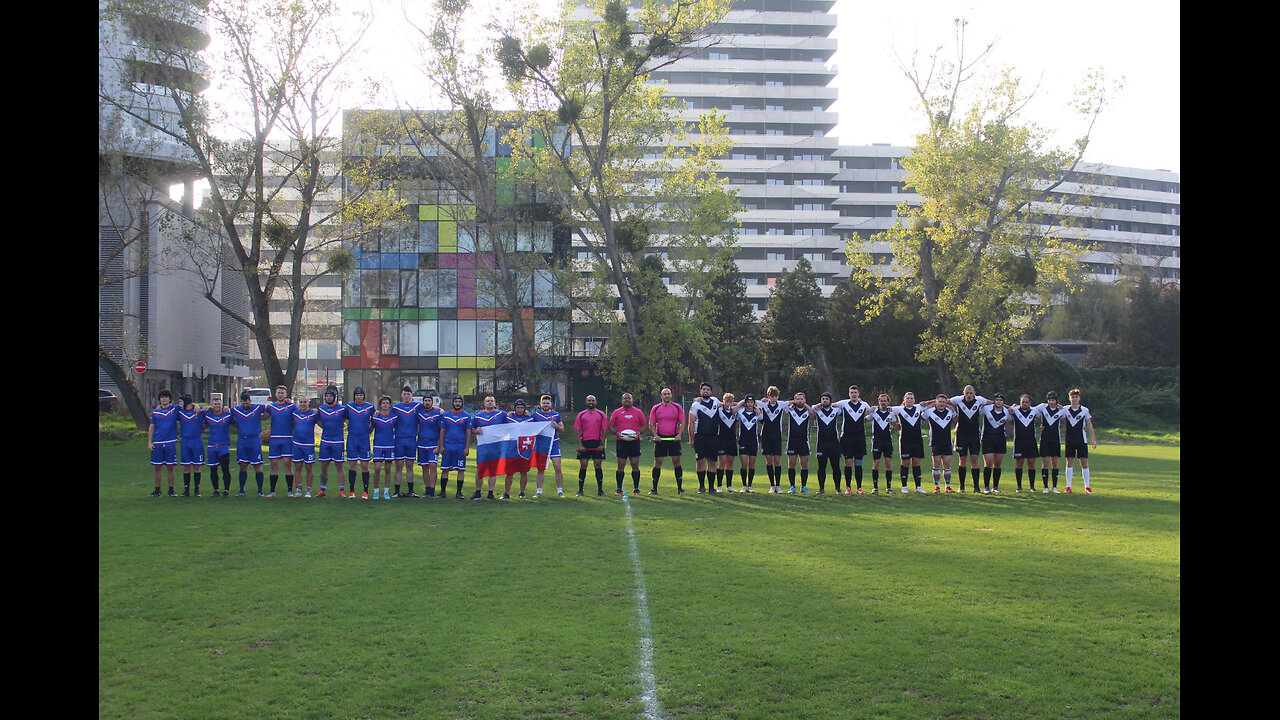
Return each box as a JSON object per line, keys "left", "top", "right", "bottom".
{"left": 609, "top": 393, "right": 648, "bottom": 495}
{"left": 648, "top": 388, "right": 685, "bottom": 494}
{"left": 573, "top": 395, "right": 608, "bottom": 496}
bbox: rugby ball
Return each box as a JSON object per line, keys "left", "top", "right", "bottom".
{"left": 619, "top": 429, "right": 639, "bottom": 440}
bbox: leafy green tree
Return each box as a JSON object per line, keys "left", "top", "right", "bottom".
{"left": 824, "top": 274, "right": 928, "bottom": 371}
{"left": 761, "top": 259, "right": 830, "bottom": 391}
{"left": 847, "top": 21, "right": 1117, "bottom": 393}
{"left": 494, "top": 0, "right": 736, "bottom": 390}
{"left": 100, "top": 0, "right": 401, "bottom": 394}
{"left": 1085, "top": 274, "right": 1180, "bottom": 366}
{"left": 701, "top": 255, "right": 762, "bottom": 391}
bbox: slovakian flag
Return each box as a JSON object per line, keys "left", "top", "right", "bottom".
{"left": 475, "top": 421, "right": 556, "bottom": 479}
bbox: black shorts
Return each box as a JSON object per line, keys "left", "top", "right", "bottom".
{"left": 761, "top": 435, "right": 782, "bottom": 456}
{"left": 694, "top": 434, "right": 719, "bottom": 461}
{"left": 815, "top": 439, "right": 841, "bottom": 460}
{"left": 954, "top": 435, "right": 981, "bottom": 456}
{"left": 931, "top": 443, "right": 953, "bottom": 458}
{"left": 719, "top": 435, "right": 738, "bottom": 457}
{"left": 872, "top": 436, "right": 894, "bottom": 459}
{"left": 1039, "top": 436, "right": 1061, "bottom": 458}
{"left": 840, "top": 432, "right": 866, "bottom": 459}
{"left": 738, "top": 435, "right": 758, "bottom": 456}
{"left": 900, "top": 436, "right": 925, "bottom": 460}
{"left": 786, "top": 437, "right": 811, "bottom": 456}
{"left": 654, "top": 439, "right": 682, "bottom": 458}
{"left": 615, "top": 439, "right": 641, "bottom": 459}
{"left": 1013, "top": 437, "right": 1038, "bottom": 459}
{"left": 1064, "top": 441, "right": 1088, "bottom": 459}
{"left": 577, "top": 439, "right": 605, "bottom": 461}
{"left": 982, "top": 434, "right": 1007, "bottom": 456}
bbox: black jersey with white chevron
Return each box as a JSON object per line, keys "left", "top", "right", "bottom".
{"left": 760, "top": 401, "right": 785, "bottom": 438}
{"left": 814, "top": 405, "right": 841, "bottom": 441}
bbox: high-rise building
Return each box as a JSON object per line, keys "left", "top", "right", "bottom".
{"left": 99, "top": 0, "right": 250, "bottom": 403}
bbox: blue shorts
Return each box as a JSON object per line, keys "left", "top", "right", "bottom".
{"left": 440, "top": 446, "right": 467, "bottom": 471}
{"left": 268, "top": 437, "right": 293, "bottom": 459}
{"left": 372, "top": 446, "right": 396, "bottom": 462}
{"left": 206, "top": 445, "right": 230, "bottom": 466}
{"left": 395, "top": 437, "right": 417, "bottom": 460}
{"left": 180, "top": 442, "right": 205, "bottom": 466}
{"left": 292, "top": 444, "right": 316, "bottom": 463}
{"left": 549, "top": 438, "right": 561, "bottom": 459}
{"left": 417, "top": 447, "right": 438, "bottom": 466}
{"left": 347, "top": 437, "right": 371, "bottom": 462}
{"left": 237, "top": 437, "right": 263, "bottom": 465}
{"left": 319, "top": 443, "right": 344, "bottom": 462}
{"left": 151, "top": 443, "right": 177, "bottom": 465}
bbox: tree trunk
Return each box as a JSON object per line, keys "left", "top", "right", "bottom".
{"left": 810, "top": 345, "right": 837, "bottom": 394}
{"left": 933, "top": 359, "right": 957, "bottom": 396}
{"left": 99, "top": 345, "right": 150, "bottom": 430}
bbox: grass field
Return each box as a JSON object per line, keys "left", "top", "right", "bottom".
{"left": 100, "top": 437, "right": 1179, "bottom": 719}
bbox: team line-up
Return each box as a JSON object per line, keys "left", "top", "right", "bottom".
{"left": 145, "top": 382, "right": 1098, "bottom": 500}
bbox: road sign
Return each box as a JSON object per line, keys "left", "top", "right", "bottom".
{"left": 134, "top": 361, "right": 147, "bottom": 373}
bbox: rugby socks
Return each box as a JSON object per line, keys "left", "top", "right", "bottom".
{"left": 844, "top": 465, "right": 853, "bottom": 490}
{"left": 1082, "top": 467, "right": 1090, "bottom": 489}
{"left": 901, "top": 466, "right": 909, "bottom": 490}
{"left": 578, "top": 466, "right": 586, "bottom": 494}
{"left": 800, "top": 468, "right": 808, "bottom": 489}
{"left": 239, "top": 470, "right": 248, "bottom": 493}
{"left": 817, "top": 458, "right": 828, "bottom": 491}
{"left": 596, "top": 467, "right": 604, "bottom": 494}
{"left": 193, "top": 473, "right": 200, "bottom": 495}
{"left": 1042, "top": 468, "right": 1050, "bottom": 488}
{"left": 1065, "top": 466, "right": 1073, "bottom": 489}
{"left": 270, "top": 474, "right": 278, "bottom": 493}
{"left": 697, "top": 470, "right": 706, "bottom": 491}
{"left": 913, "top": 466, "right": 922, "bottom": 488}
{"left": 632, "top": 469, "right": 640, "bottom": 493}
{"left": 871, "top": 467, "right": 879, "bottom": 489}
{"left": 932, "top": 468, "right": 941, "bottom": 488}
{"left": 674, "top": 466, "right": 683, "bottom": 492}
{"left": 715, "top": 469, "right": 723, "bottom": 489}
{"left": 740, "top": 467, "right": 747, "bottom": 486}
{"left": 747, "top": 468, "right": 754, "bottom": 487}
{"left": 788, "top": 467, "right": 796, "bottom": 489}
{"left": 1052, "top": 468, "right": 1059, "bottom": 488}
{"left": 970, "top": 467, "right": 980, "bottom": 491}
{"left": 285, "top": 474, "right": 294, "bottom": 493}
{"left": 183, "top": 473, "right": 191, "bottom": 493}
{"left": 363, "top": 472, "right": 370, "bottom": 493}
{"left": 616, "top": 470, "right": 625, "bottom": 493}
{"left": 984, "top": 466, "right": 993, "bottom": 491}
{"left": 993, "top": 467, "right": 1002, "bottom": 490}
{"left": 724, "top": 469, "right": 732, "bottom": 491}
{"left": 652, "top": 467, "right": 661, "bottom": 492}
{"left": 348, "top": 469, "right": 357, "bottom": 493}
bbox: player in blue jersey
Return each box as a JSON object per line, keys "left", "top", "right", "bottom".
{"left": 343, "top": 387, "right": 374, "bottom": 499}
{"left": 316, "top": 386, "right": 346, "bottom": 497}
{"left": 416, "top": 395, "right": 443, "bottom": 498}
{"left": 370, "top": 396, "right": 398, "bottom": 499}
{"left": 290, "top": 396, "right": 318, "bottom": 496}
{"left": 147, "top": 389, "right": 179, "bottom": 496}
{"left": 177, "top": 395, "right": 206, "bottom": 496}
{"left": 265, "top": 386, "right": 295, "bottom": 497}
{"left": 533, "top": 394, "right": 565, "bottom": 498}
{"left": 231, "top": 390, "right": 269, "bottom": 496}
{"left": 470, "top": 395, "right": 508, "bottom": 500}
{"left": 437, "top": 395, "right": 473, "bottom": 499}
{"left": 392, "top": 386, "right": 421, "bottom": 498}
{"left": 502, "top": 399, "right": 537, "bottom": 499}
{"left": 204, "top": 394, "right": 233, "bottom": 496}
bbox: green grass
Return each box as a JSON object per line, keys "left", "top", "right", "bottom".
{"left": 100, "top": 438, "right": 1179, "bottom": 719}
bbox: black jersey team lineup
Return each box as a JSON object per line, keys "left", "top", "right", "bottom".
{"left": 143, "top": 381, "right": 1100, "bottom": 500}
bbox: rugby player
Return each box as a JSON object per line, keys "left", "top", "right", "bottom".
{"left": 265, "top": 386, "right": 295, "bottom": 497}
{"left": 370, "top": 396, "right": 397, "bottom": 499}
{"left": 290, "top": 395, "right": 318, "bottom": 497}
{"left": 470, "top": 395, "right": 508, "bottom": 499}
{"left": 759, "top": 387, "right": 786, "bottom": 492}
{"left": 1062, "top": 389, "right": 1097, "bottom": 494}
{"left": 785, "top": 392, "right": 813, "bottom": 493}
{"left": 147, "top": 389, "right": 179, "bottom": 497}
{"left": 392, "top": 386, "right": 422, "bottom": 498}
{"left": 230, "top": 390, "right": 269, "bottom": 496}
{"left": 890, "top": 392, "right": 927, "bottom": 493}
{"left": 343, "top": 387, "right": 375, "bottom": 499}
{"left": 204, "top": 394, "right": 232, "bottom": 497}
{"left": 869, "top": 394, "right": 899, "bottom": 493}
{"left": 437, "top": 395, "right": 473, "bottom": 499}
{"left": 177, "top": 395, "right": 205, "bottom": 496}
{"left": 687, "top": 383, "right": 721, "bottom": 493}
{"left": 533, "top": 395, "right": 566, "bottom": 497}
{"left": 921, "top": 394, "right": 957, "bottom": 493}
{"left": 834, "top": 385, "right": 872, "bottom": 494}
{"left": 979, "top": 394, "right": 1010, "bottom": 493}
{"left": 812, "top": 392, "right": 842, "bottom": 494}
{"left": 316, "top": 387, "right": 346, "bottom": 497}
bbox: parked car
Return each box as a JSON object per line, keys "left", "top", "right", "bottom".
{"left": 244, "top": 387, "right": 272, "bottom": 405}
{"left": 99, "top": 388, "right": 119, "bottom": 412}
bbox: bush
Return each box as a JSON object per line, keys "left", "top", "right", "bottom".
{"left": 1080, "top": 366, "right": 1180, "bottom": 387}
{"left": 989, "top": 351, "right": 1083, "bottom": 400}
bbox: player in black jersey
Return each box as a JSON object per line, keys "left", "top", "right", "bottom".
{"left": 735, "top": 396, "right": 761, "bottom": 491}
{"left": 715, "top": 393, "right": 739, "bottom": 491}
{"left": 812, "top": 392, "right": 842, "bottom": 494}
{"left": 949, "top": 385, "right": 990, "bottom": 493}
{"left": 979, "top": 394, "right": 1010, "bottom": 493}
{"left": 835, "top": 385, "right": 871, "bottom": 494}
{"left": 869, "top": 393, "right": 899, "bottom": 493}
{"left": 1010, "top": 394, "right": 1041, "bottom": 491}
{"left": 759, "top": 386, "right": 786, "bottom": 492}
{"left": 1062, "top": 388, "right": 1097, "bottom": 494}
{"left": 921, "top": 394, "right": 957, "bottom": 493}
{"left": 891, "top": 392, "right": 928, "bottom": 493}
{"left": 785, "top": 392, "right": 814, "bottom": 493}
{"left": 1036, "top": 391, "right": 1068, "bottom": 493}
{"left": 688, "top": 382, "right": 722, "bottom": 493}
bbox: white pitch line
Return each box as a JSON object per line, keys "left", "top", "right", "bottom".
{"left": 622, "top": 496, "right": 664, "bottom": 720}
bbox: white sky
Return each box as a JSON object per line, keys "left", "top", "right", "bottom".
{"left": 205, "top": 0, "right": 1180, "bottom": 173}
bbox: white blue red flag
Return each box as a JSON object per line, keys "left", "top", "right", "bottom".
{"left": 474, "top": 421, "right": 556, "bottom": 478}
